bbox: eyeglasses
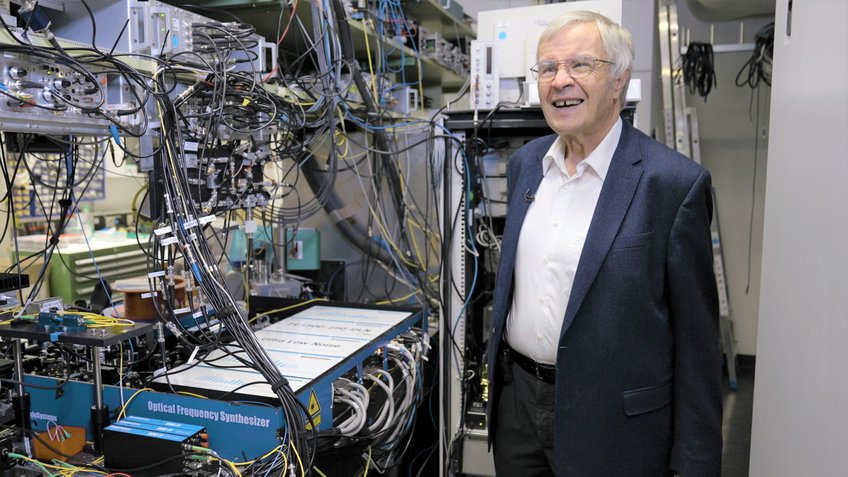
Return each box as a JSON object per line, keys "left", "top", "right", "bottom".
{"left": 530, "top": 56, "right": 614, "bottom": 82}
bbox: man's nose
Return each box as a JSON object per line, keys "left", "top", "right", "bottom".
{"left": 549, "top": 66, "right": 575, "bottom": 88}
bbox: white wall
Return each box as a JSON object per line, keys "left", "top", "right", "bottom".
{"left": 96, "top": 147, "right": 146, "bottom": 216}
{"left": 675, "top": 5, "right": 773, "bottom": 356}
{"left": 750, "top": 0, "right": 848, "bottom": 474}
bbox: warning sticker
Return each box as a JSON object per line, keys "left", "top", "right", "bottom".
{"left": 305, "top": 389, "right": 321, "bottom": 430}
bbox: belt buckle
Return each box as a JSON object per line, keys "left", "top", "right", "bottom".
{"left": 534, "top": 365, "right": 544, "bottom": 381}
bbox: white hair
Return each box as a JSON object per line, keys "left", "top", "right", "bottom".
{"left": 538, "top": 10, "right": 634, "bottom": 103}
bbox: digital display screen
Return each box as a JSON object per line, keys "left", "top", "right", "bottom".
{"left": 486, "top": 46, "right": 493, "bottom": 75}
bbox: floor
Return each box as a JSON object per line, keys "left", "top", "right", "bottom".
{"left": 721, "top": 363, "right": 756, "bottom": 477}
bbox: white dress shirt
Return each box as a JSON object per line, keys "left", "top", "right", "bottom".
{"left": 504, "top": 118, "right": 623, "bottom": 364}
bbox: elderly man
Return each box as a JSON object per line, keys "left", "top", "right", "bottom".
{"left": 485, "top": 10, "right": 722, "bottom": 477}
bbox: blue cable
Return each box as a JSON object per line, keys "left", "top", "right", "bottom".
{"left": 392, "top": 1, "right": 424, "bottom": 87}
{"left": 382, "top": 1, "right": 411, "bottom": 80}
{"left": 109, "top": 124, "right": 121, "bottom": 145}
{"left": 369, "top": 228, "right": 420, "bottom": 302}
{"left": 72, "top": 143, "right": 117, "bottom": 311}
{"left": 339, "top": 102, "right": 426, "bottom": 131}
{"left": 321, "top": 0, "right": 333, "bottom": 68}
{"left": 76, "top": 209, "right": 117, "bottom": 310}
{"left": 191, "top": 262, "right": 203, "bottom": 283}
{"left": 261, "top": 449, "right": 281, "bottom": 477}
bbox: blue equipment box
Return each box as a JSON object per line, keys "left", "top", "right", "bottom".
{"left": 25, "top": 302, "right": 424, "bottom": 462}
{"left": 103, "top": 416, "right": 208, "bottom": 476}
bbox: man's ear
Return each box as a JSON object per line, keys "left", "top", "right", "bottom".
{"left": 613, "top": 69, "right": 631, "bottom": 102}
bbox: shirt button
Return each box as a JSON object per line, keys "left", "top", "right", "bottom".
{"left": 536, "top": 334, "right": 543, "bottom": 341}
{"left": 552, "top": 222, "right": 559, "bottom": 228}
{"left": 537, "top": 295, "right": 544, "bottom": 303}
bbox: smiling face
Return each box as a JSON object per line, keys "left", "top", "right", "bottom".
{"left": 537, "top": 21, "right": 627, "bottom": 151}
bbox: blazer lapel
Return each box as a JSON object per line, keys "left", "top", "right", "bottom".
{"left": 559, "top": 123, "right": 644, "bottom": 339}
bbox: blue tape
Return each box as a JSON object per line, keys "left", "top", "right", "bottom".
{"left": 109, "top": 124, "right": 121, "bottom": 144}
{"left": 191, "top": 263, "right": 203, "bottom": 283}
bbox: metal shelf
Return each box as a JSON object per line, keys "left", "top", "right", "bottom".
{"left": 443, "top": 107, "right": 553, "bottom": 132}
{"left": 401, "top": 0, "right": 475, "bottom": 40}
{"left": 166, "top": 0, "right": 469, "bottom": 90}
{"left": 346, "top": 19, "right": 467, "bottom": 89}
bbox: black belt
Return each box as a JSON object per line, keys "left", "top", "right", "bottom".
{"left": 504, "top": 343, "right": 556, "bottom": 384}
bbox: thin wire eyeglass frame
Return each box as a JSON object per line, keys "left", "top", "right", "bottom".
{"left": 530, "top": 57, "right": 614, "bottom": 82}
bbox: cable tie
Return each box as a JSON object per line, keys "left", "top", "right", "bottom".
{"left": 159, "top": 237, "right": 179, "bottom": 246}
{"left": 141, "top": 292, "right": 158, "bottom": 299}
{"left": 147, "top": 271, "right": 166, "bottom": 279}
{"left": 48, "top": 235, "right": 60, "bottom": 246}
{"left": 154, "top": 226, "right": 173, "bottom": 236}
{"left": 270, "top": 378, "right": 290, "bottom": 393}
{"left": 173, "top": 307, "right": 191, "bottom": 315}
{"left": 187, "top": 346, "right": 199, "bottom": 365}
{"left": 198, "top": 215, "right": 216, "bottom": 225}
{"left": 218, "top": 306, "right": 234, "bottom": 317}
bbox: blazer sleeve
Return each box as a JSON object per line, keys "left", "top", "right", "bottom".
{"left": 666, "top": 169, "right": 723, "bottom": 477}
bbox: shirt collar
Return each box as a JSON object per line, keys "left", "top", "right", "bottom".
{"left": 542, "top": 117, "right": 623, "bottom": 181}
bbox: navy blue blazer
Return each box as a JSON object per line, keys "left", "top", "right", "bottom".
{"left": 486, "top": 120, "right": 722, "bottom": 477}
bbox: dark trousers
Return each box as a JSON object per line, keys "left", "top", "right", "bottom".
{"left": 493, "top": 358, "right": 557, "bottom": 476}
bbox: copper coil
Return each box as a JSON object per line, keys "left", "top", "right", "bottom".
{"left": 115, "top": 276, "right": 189, "bottom": 322}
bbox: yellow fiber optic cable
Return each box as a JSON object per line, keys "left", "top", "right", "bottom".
{"left": 361, "top": 19, "right": 379, "bottom": 103}
{"left": 375, "top": 289, "right": 422, "bottom": 305}
{"left": 117, "top": 387, "right": 153, "bottom": 419}
{"left": 248, "top": 298, "right": 328, "bottom": 324}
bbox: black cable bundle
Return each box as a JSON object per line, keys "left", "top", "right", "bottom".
{"left": 736, "top": 22, "right": 774, "bottom": 89}
{"left": 680, "top": 42, "right": 717, "bottom": 100}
